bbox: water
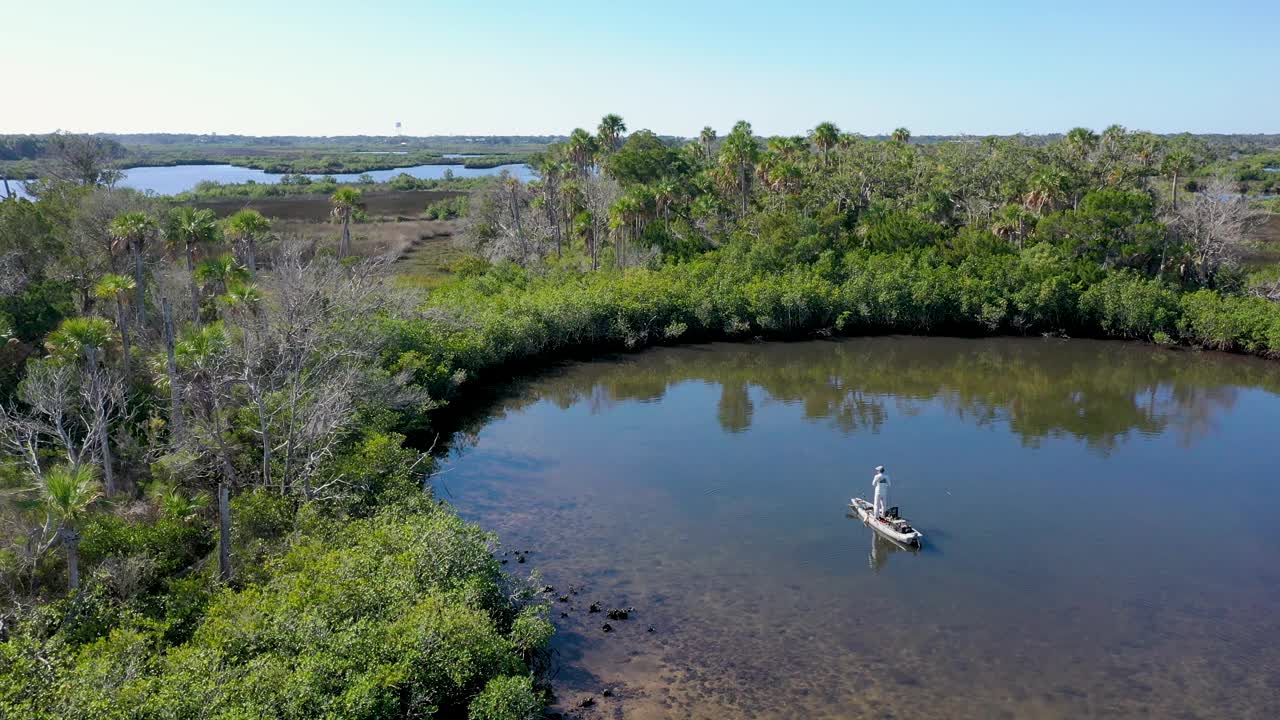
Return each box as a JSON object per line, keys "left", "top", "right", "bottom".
{"left": 439, "top": 337, "right": 1280, "bottom": 719}
{"left": 4, "top": 162, "right": 534, "bottom": 199}
{"left": 119, "top": 162, "right": 534, "bottom": 195}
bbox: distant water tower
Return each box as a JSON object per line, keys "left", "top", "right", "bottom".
{"left": 395, "top": 121, "right": 402, "bottom": 137}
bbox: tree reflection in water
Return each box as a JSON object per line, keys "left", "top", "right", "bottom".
{"left": 454, "top": 336, "right": 1280, "bottom": 453}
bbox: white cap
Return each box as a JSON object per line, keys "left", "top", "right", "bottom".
{"left": 875, "top": 465, "right": 885, "bottom": 472}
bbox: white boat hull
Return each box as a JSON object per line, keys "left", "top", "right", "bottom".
{"left": 850, "top": 498, "right": 923, "bottom": 547}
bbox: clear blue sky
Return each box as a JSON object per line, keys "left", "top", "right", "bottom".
{"left": 5, "top": 0, "right": 1276, "bottom": 137}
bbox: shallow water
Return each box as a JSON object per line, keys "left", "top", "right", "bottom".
{"left": 117, "top": 161, "right": 534, "bottom": 194}
{"left": 440, "top": 337, "right": 1280, "bottom": 719}
{"left": 5, "top": 162, "right": 534, "bottom": 199}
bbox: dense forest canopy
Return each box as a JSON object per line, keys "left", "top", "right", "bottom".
{"left": 460, "top": 118, "right": 1274, "bottom": 290}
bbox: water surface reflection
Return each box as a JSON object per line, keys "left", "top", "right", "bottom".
{"left": 443, "top": 337, "right": 1280, "bottom": 719}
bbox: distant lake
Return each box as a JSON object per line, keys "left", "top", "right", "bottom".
{"left": 5, "top": 161, "right": 534, "bottom": 199}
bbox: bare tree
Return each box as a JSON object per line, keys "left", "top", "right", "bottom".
{"left": 161, "top": 298, "right": 183, "bottom": 438}
{"left": 46, "top": 132, "right": 124, "bottom": 187}
{"left": 0, "top": 358, "right": 123, "bottom": 486}
{"left": 462, "top": 178, "right": 535, "bottom": 264}
{"left": 82, "top": 345, "right": 122, "bottom": 494}
{"left": 0, "top": 253, "right": 26, "bottom": 297}
{"left": 580, "top": 175, "right": 622, "bottom": 271}
{"left": 1, "top": 361, "right": 87, "bottom": 476}
{"left": 461, "top": 174, "right": 590, "bottom": 267}
{"left": 1171, "top": 177, "right": 1264, "bottom": 285}
{"left": 247, "top": 245, "right": 419, "bottom": 500}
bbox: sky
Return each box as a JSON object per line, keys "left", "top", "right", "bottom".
{"left": 4, "top": 0, "right": 1277, "bottom": 138}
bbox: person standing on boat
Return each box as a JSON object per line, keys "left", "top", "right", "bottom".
{"left": 872, "top": 465, "right": 890, "bottom": 519}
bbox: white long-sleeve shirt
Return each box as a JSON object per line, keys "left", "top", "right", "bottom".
{"left": 872, "top": 472, "right": 890, "bottom": 515}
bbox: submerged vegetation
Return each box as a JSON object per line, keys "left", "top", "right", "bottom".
{"left": 0, "top": 116, "right": 1278, "bottom": 718}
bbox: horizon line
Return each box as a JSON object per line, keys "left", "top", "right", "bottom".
{"left": 5, "top": 128, "right": 1280, "bottom": 141}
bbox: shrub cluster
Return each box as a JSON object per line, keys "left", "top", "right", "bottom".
{"left": 394, "top": 246, "right": 1280, "bottom": 403}
{"left": 0, "top": 433, "right": 551, "bottom": 720}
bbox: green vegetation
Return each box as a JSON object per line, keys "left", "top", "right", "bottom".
{"left": 1207, "top": 150, "right": 1280, "bottom": 195}
{"left": 172, "top": 173, "right": 495, "bottom": 202}
{"left": 445, "top": 117, "right": 1278, "bottom": 359}
{"left": 1, "top": 119, "right": 1279, "bottom": 718}
{"left": 214, "top": 152, "right": 528, "bottom": 175}
{"left": 2, "top": 133, "right": 543, "bottom": 181}
{"left": 331, "top": 187, "right": 363, "bottom": 257}
{"left": 1, "top": 169, "right": 551, "bottom": 717}
{"left": 1, "top": 485, "right": 550, "bottom": 719}
{"left": 425, "top": 196, "right": 469, "bottom": 221}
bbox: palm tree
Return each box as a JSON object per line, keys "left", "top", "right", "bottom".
{"left": 990, "top": 204, "right": 1034, "bottom": 250}
{"left": 41, "top": 464, "right": 101, "bottom": 591}
{"left": 92, "top": 274, "right": 136, "bottom": 375}
{"left": 1131, "top": 132, "right": 1162, "bottom": 173}
{"left": 567, "top": 129, "right": 598, "bottom": 178}
{"left": 330, "top": 187, "right": 362, "bottom": 258}
{"left": 891, "top": 127, "right": 912, "bottom": 145}
{"left": 811, "top": 122, "right": 840, "bottom": 167}
{"left": 597, "top": 114, "right": 627, "bottom": 154}
{"left": 652, "top": 178, "right": 679, "bottom": 223}
{"left": 532, "top": 154, "right": 569, "bottom": 256}
{"left": 222, "top": 209, "right": 271, "bottom": 276}
{"left": 1162, "top": 148, "right": 1195, "bottom": 211}
{"left": 222, "top": 280, "right": 263, "bottom": 312}
{"left": 571, "top": 209, "right": 597, "bottom": 270}
{"left": 220, "top": 279, "right": 268, "bottom": 484}
{"left": 149, "top": 483, "right": 208, "bottom": 522}
{"left": 108, "top": 211, "right": 158, "bottom": 326}
{"left": 1023, "top": 168, "right": 1067, "bottom": 215}
{"left": 1063, "top": 127, "right": 1099, "bottom": 164}
{"left": 719, "top": 121, "right": 759, "bottom": 216}
{"left": 175, "top": 322, "right": 236, "bottom": 582}
{"left": 195, "top": 254, "right": 249, "bottom": 299}
{"left": 167, "top": 207, "right": 219, "bottom": 323}
{"left": 44, "top": 316, "right": 116, "bottom": 361}
{"left": 759, "top": 138, "right": 806, "bottom": 195}
{"left": 699, "top": 126, "right": 717, "bottom": 162}
{"left": 609, "top": 192, "right": 645, "bottom": 268}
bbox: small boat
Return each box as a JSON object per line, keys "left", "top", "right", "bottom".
{"left": 849, "top": 497, "right": 923, "bottom": 547}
